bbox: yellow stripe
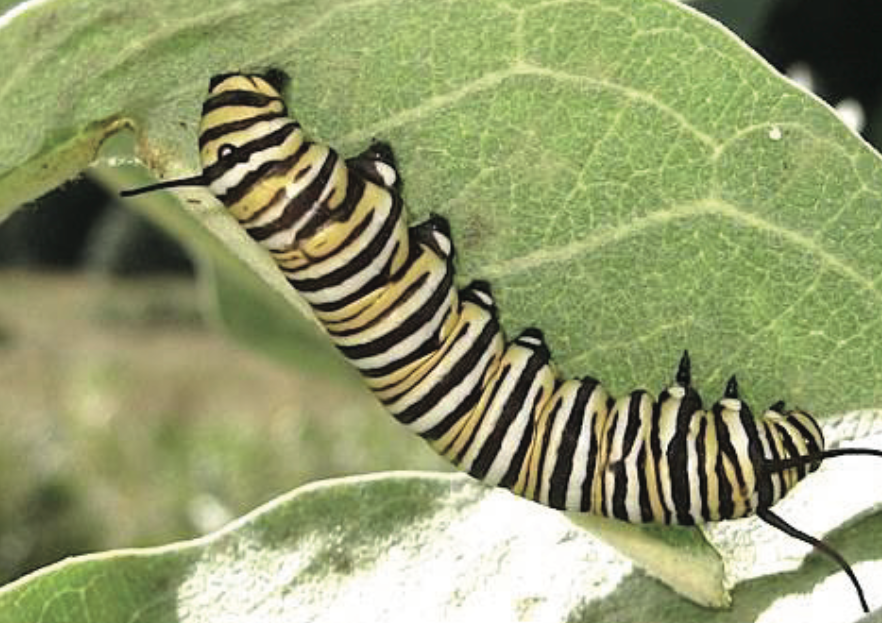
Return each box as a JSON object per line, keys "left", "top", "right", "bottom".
{"left": 325, "top": 252, "right": 446, "bottom": 335}
{"left": 224, "top": 134, "right": 314, "bottom": 222}
{"left": 370, "top": 303, "right": 479, "bottom": 403}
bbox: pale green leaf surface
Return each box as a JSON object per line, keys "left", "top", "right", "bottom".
{"left": 2, "top": 0, "right": 881, "bottom": 413}
{"left": 2, "top": 0, "right": 882, "bottom": 619}
{"left": 1, "top": 473, "right": 881, "bottom": 623}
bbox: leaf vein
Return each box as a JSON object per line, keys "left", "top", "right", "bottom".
{"left": 480, "top": 199, "right": 882, "bottom": 304}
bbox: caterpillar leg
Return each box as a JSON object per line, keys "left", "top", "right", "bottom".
{"left": 347, "top": 140, "right": 401, "bottom": 190}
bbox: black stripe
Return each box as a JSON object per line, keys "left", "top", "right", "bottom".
{"left": 621, "top": 393, "right": 644, "bottom": 456}
{"left": 602, "top": 403, "right": 621, "bottom": 518}
{"left": 294, "top": 195, "right": 337, "bottom": 242}
{"left": 292, "top": 170, "right": 376, "bottom": 245}
{"left": 498, "top": 385, "right": 549, "bottom": 490}
{"left": 287, "top": 198, "right": 383, "bottom": 293}
{"left": 321, "top": 165, "right": 375, "bottom": 226}
{"left": 409, "top": 216, "right": 453, "bottom": 260}
{"left": 329, "top": 271, "right": 430, "bottom": 338}
{"left": 776, "top": 422, "right": 805, "bottom": 480}
{"left": 355, "top": 295, "right": 452, "bottom": 381}
{"left": 761, "top": 421, "right": 784, "bottom": 506}
{"left": 668, "top": 387, "right": 701, "bottom": 525}
{"left": 470, "top": 347, "right": 550, "bottom": 479}
{"left": 334, "top": 272, "right": 436, "bottom": 359}
{"left": 305, "top": 271, "right": 386, "bottom": 314}
{"left": 533, "top": 396, "right": 562, "bottom": 504}
{"left": 611, "top": 393, "right": 644, "bottom": 520}
{"left": 721, "top": 410, "right": 756, "bottom": 489}
{"left": 637, "top": 444, "right": 653, "bottom": 522}
{"left": 204, "top": 122, "right": 298, "bottom": 185}
{"left": 237, "top": 139, "right": 313, "bottom": 227}
{"left": 261, "top": 69, "right": 290, "bottom": 93}
{"left": 785, "top": 415, "right": 823, "bottom": 474}
{"left": 392, "top": 316, "right": 499, "bottom": 426}
{"left": 304, "top": 239, "right": 400, "bottom": 315}
{"left": 444, "top": 363, "right": 508, "bottom": 460}
{"left": 739, "top": 407, "right": 765, "bottom": 515}
{"left": 649, "top": 394, "right": 671, "bottom": 523}
{"left": 419, "top": 343, "right": 503, "bottom": 441}
{"left": 713, "top": 406, "right": 739, "bottom": 520}
{"left": 332, "top": 263, "right": 452, "bottom": 362}
{"left": 208, "top": 73, "right": 241, "bottom": 92}
{"left": 372, "top": 313, "right": 468, "bottom": 401}
{"left": 459, "top": 281, "right": 496, "bottom": 311}
{"left": 421, "top": 361, "right": 493, "bottom": 442}
{"left": 610, "top": 464, "right": 628, "bottom": 518}
{"left": 696, "top": 416, "right": 710, "bottom": 521}
{"left": 499, "top": 388, "right": 553, "bottom": 489}
{"left": 579, "top": 392, "right": 609, "bottom": 512}
{"left": 247, "top": 150, "right": 340, "bottom": 241}
{"left": 201, "top": 90, "right": 283, "bottom": 115}
{"left": 548, "top": 379, "right": 597, "bottom": 510}
{"left": 300, "top": 175, "right": 383, "bottom": 266}
{"left": 198, "top": 111, "right": 291, "bottom": 148}
{"left": 221, "top": 151, "right": 297, "bottom": 209}
{"left": 236, "top": 186, "right": 284, "bottom": 228}
{"left": 295, "top": 156, "right": 395, "bottom": 245}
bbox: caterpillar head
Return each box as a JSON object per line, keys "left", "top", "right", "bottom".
{"left": 198, "top": 73, "right": 289, "bottom": 172}
{"left": 120, "top": 70, "right": 293, "bottom": 201}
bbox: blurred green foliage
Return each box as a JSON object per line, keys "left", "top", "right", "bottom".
{"left": 0, "top": 273, "right": 447, "bottom": 584}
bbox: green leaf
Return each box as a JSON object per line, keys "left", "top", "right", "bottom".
{"left": 3, "top": 0, "right": 882, "bottom": 413}
{"left": 2, "top": 473, "right": 880, "bottom": 623}
{"left": 2, "top": 0, "right": 882, "bottom": 618}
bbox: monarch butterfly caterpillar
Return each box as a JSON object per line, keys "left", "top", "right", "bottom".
{"left": 123, "top": 70, "right": 882, "bottom": 613}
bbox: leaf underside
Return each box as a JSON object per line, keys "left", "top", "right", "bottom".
{"left": 2, "top": 0, "right": 882, "bottom": 621}
{"left": 2, "top": 0, "right": 882, "bottom": 414}
{"left": 3, "top": 473, "right": 882, "bottom": 623}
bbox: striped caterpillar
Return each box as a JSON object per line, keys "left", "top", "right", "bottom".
{"left": 122, "top": 70, "right": 881, "bottom": 612}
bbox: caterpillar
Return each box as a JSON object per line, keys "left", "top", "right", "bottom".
{"left": 122, "top": 70, "right": 882, "bottom": 613}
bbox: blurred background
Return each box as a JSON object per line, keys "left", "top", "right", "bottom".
{"left": 1, "top": 0, "right": 881, "bottom": 587}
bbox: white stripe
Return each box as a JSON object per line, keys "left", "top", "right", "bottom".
{"left": 458, "top": 348, "right": 530, "bottom": 475}
{"left": 603, "top": 398, "right": 629, "bottom": 517}
{"left": 330, "top": 254, "right": 448, "bottom": 349}
{"left": 209, "top": 127, "right": 314, "bottom": 198}
{"left": 385, "top": 308, "right": 502, "bottom": 435}
{"left": 538, "top": 388, "right": 580, "bottom": 506}
{"left": 623, "top": 397, "right": 651, "bottom": 523}
{"left": 685, "top": 410, "right": 705, "bottom": 523}
{"left": 346, "top": 287, "right": 456, "bottom": 372}
{"left": 565, "top": 385, "right": 607, "bottom": 511}
{"left": 295, "top": 214, "right": 403, "bottom": 307}
{"left": 656, "top": 393, "right": 684, "bottom": 519}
